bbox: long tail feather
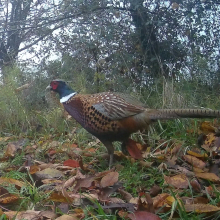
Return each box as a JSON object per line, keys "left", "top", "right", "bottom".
{"left": 146, "top": 109, "right": 220, "bottom": 120}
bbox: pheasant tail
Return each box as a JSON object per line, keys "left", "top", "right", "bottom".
{"left": 145, "top": 109, "right": 220, "bottom": 120}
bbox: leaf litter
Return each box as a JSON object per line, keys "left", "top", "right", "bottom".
{"left": 0, "top": 121, "right": 220, "bottom": 219}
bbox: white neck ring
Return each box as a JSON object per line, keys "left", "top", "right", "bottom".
{"left": 60, "top": 92, "right": 76, "bottom": 103}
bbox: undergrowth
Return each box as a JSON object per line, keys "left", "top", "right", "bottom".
{"left": 0, "top": 66, "right": 219, "bottom": 136}
{"left": 0, "top": 67, "right": 220, "bottom": 219}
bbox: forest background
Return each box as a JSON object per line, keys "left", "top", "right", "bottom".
{"left": 0, "top": 0, "right": 220, "bottom": 134}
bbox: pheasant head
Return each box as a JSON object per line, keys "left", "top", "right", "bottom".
{"left": 47, "top": 79, "right": 77, "bottom": 103}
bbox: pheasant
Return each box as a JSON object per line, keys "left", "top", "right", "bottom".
{"left": 47, "top": 79, "right": 220, "bottom": 167}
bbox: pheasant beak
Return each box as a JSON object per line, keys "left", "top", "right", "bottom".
{"left": 46, "top": 85, "right": 52, "bottom": 90}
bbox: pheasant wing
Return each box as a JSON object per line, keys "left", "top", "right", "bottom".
{"left": 92, "top": 93, "right": 145, "bottom": 120}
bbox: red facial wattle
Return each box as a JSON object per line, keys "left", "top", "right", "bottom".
{"left": 51, "top": 81, "right": 58, "bottom": 90}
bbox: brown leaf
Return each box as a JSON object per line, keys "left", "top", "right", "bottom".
{"left": 41, "top": 179, "right": 63, "bottom": 185}
{"left": 63, "top": 159, "right": 80, "bottom": 168}
{"left": 190, "top": 179, "right": 202, "bottom": 193}
{"left": 100, "top": 172, "right": 119, "bottom": 187}
{"left": 55, "top": 214, "right": 79, "bottom": 220}
{"left": 153, "top": 193, "right": 172, "bottom": 209}
{"left": 205, "top": 185, "right": 215, "bottom": 196}
{"left": 40, "top": 211, "right": 57, "bottom": 219}
{"left": 126, "top": 139, "right": 143, "bottom": 159}
{"left": 118, "top": 210, "right": 128, "bottom": 218}
{"left": 0, "top": 177, "right": 25, "bottom": 189}
{"left": 137, "top": 193, "right": 154, "bottom": 213}
{"left": 29, "top": 165, "right": 41, "bottom": 174}
{"left": 139, "top": 160, "right": 153, "bottom": 168}
{"left": 49, "top": 192, "right": 73, "bottom": 203}
{"left": 149, "top": 185, "right": 162, "bottom": 197}
{"left": 3, "top": 139, "right": 27, "bottom": 159}
{"left": 4, "top": 210, "right": 56, "bottom": 220}
{"left": 209, "top": 164, "right": 219, "bottom": 176}
{"left": 78, "top": 156, "right": 87, "bottom": 171}
{"left": 128, "top": 211, "right": 162, "bottom": 220}
{"left": 187, "top": 150, "right": 208, "bottom": 159}
{"left": 0, "top": 187, "right": 19, "bottom": 204}
{"left": 184, "top": 203, "right": 220, "bottom": 213}
{"left": 171, "top": 144, "right": 182, "bottom": 155}
{"left": 200, "top": 121, "right": 216, "bottom": 134}
{"left": 4, "top": 143, "right": 20, "bottom": 158}
{"left": 4, "top": 211, "right": 40, "bottom": 220}
{"left": 73, "top": 176, "right": 95, "bottom": 193}
{"left": 0, "top": 137, "right": 11, "bottom": 142}
{"left": 57, "top": 203, "right": 69, "bottom": 214}
{"left": 98, "top": 182, "right": 123, "bottom": 201}
{"left": 182, "top": 196, "right": 209, "bottom": 205}
{"left": 205, "top": 133, "right": 216, "bottom": 145}
{"left": 63, "top": 176, "right": 76, "bottom": 189}
{"left": 192, "top": 167, "right": 205, "bottom": 173}
{"left": 35, "top": 168, "right": 64, "bottom": 180}
{"left": 109, "top": 197, "right": 125, "bottom": 203}
{"left": 118, "top": 188, "right": 133, "bottom": 202}
{"left": 183, "top": 155, "right": 206, "bottom": 169}
{"left": 195, "top": 172, "right": 220, "bottom": 182}
{"left": 164, "top": 174, "right": 189, "bottom": 189}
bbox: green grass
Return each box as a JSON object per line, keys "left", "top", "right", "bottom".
{"left": 2, "top": 170, "right": 52, "bottom": 211}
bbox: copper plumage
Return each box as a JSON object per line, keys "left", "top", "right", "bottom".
{"left": 47, "top": 80, "right": 220, "bottom": 167}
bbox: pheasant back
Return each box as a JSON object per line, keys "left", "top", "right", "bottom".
{"left": 63, "top": 92, "right": 146, "bottom": 141}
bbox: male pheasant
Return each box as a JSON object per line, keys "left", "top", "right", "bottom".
{"left": 47, "top": 79, "right": 220, "bottom": 167}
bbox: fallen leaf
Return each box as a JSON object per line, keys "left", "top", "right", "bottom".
{"left": 0, "top": 177, "right": 25, "bottom": 189}
{"left": 205, "top": 133, "right": 216, "bottom": 145}
{"left": 49, "top": 192, "right": 73, "bottom": 203}
{"left": 126, "top": 139, "right": 143, "bottom": 159}
{"left": 137, "top": 193, "right": 154, "bottom": 213}
{"left": 182, "top": 197, "right": 209, "bottom": 205}
{"left": 35, "top": 168, "right": 64, "bottom": 180}
{"left": 100, "top": 172, "right": 119, "bottom": 187}
{"left": 73, "top": 176, "right": 95, "bottom": 193}
{"left": 183, "top": 155, "right": 206, "bottom": 169}
{"left": 4, "top": 211, "right": 40, "bottom": 220}
{"left": 4, "top": 210, "right": 56, "bottom": 220}
{"left": 98, "top": 182, "right": 123, "bottom": 201}
{"left": 184, "top": 203, "right": 220, "bottom": 213}
{"left": 192, "top": 167, "right": 205, "bottom": 173}
{"left": 205, "top": 185, "right": 215, "bottom": 196}
{"left": 118, "top": 188, "right": 133, "bottom": 202}
{"left": 57, "top": 203, "right": 69, "bottom": 214}
{"left": 0, "top": 187, "right": 19, "bottom": 204}
{"left": 55, "top": 214, "right": 79, "bottom": 220}
{"left": 29, "top": 165, "right": 41, "bottom": 174}
{"left": 0, "top": 137, "right": 11, "bottom": 142}
{"left": 63, "top": 159, "right": 80, "bottom": 168}
{"left": 139, "top": 160, "right": 153, "bottom": 168}
{"left": 4, "top": 142, "right": 21, "bottom": 158}
{"left": 149, "top": 185, "right": 162, "bottom": 197}
{"left": 200, "top": 121, "right": 216, "bottom": 134}
{"left": 164, "top": 174, "right": 189, "bottom": 189}
{"left": 190, "top": 179, "right": 201, "bottom": 192}
{"left": 41, "top": 179, "right": 63, "bottom": 185}
{"left": 195, "top": 172, "right": 220, "bottom": 182}
{"left": 128, "top": 211, "right": 162, "bottom": 220}
{"left": 153, "top": 193, "right": 172, "bottom": 209}
{"left": 63, "top": 176, "right": 76, "bottom": 189}
{"left": 40, "top": 211, "right": 57, "bottom": 219}
{"left": 187, "top": 150, "right": 208, "bottom": 159}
